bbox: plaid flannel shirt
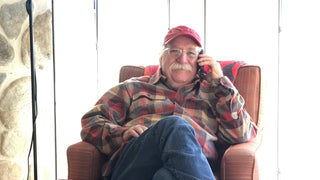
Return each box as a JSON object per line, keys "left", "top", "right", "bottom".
{"left": 81, "top": 68, "right": 257, "bottom": 177}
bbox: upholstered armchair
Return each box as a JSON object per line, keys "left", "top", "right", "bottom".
{"left": 67, "top": 63, "right": 262, "bottom": 180}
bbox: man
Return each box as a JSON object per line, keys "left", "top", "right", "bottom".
{"left": 81, "top": 25, "right": 256, "bottom": 180}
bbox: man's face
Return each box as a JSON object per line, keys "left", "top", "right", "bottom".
{"left": 160, "top": 36, "right": 200, "bottom": 89}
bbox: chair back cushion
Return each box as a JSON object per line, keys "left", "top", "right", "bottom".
{"left": 119, "top": 65, "right": 144, "bottom": 83}
{"left": 234, "top": 65, "right": 261, "bottom": 125}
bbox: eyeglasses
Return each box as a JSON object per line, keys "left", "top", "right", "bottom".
{"left": 164, "top": 47, "right": 202, "bottom": 61}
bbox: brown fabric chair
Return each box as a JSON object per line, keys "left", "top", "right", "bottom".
{"left": 67, "top": 64, "right": 262, "bottom": 180}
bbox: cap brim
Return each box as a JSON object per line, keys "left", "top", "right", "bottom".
{"left": 164, "top": 32, "right": 202, "bottom": 47}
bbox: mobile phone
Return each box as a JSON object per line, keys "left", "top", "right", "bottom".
{"left": 197, "top": 49, "right": 206, "bottom": 80}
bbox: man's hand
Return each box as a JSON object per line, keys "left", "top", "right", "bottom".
{"left": 197, "top": 54, "right": 223, "bottom": 80}
{"left": 123, "top": 124, "right": 148, "bottom": 142}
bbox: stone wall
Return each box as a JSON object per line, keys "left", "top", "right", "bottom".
{"left": 0, "top": 0, "right": 52, "bottom": 179}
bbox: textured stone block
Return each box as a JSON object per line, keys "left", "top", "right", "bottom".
{"left": 0, "top": 160, "right": 23, "bottom": 180}
{"left": 0, "top": 77, "right": 32, "bottom": 130}
{"left": 0, "top": 130, "right": 30, "bottom": 158}
{"left": 0, "top": 0, "right": 28, "bottom": 39}
{"left": 21, "top": 10, "right": 52, "bottom": 69}
{"left": 0, "top": 34, "right": 14, "bottom": 65}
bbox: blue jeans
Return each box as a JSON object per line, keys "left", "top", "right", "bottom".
{"left": 111, "top": 116, "right": 215, "bottom": 180}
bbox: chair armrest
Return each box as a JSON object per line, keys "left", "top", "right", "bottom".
{"left": 67, "top": 141, "right": 106, "bottom": 180}
{"left": 220, "top": 135, "right": 262, "bottom": 180}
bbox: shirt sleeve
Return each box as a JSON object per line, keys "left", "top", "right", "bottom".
{"left": 80, "top": 83, "right": 130, "bottom": 157}
{"left": 211, "top": 76, "right": 257, "bottom": 145}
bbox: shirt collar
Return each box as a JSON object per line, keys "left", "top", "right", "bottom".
{"left": 149, "top": 67, "right": 163, "bottom": 85}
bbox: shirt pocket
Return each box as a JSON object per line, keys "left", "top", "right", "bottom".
{"left": 130, "top": 92, "right": 168, "bottom": 117}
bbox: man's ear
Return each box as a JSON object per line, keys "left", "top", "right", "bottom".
{"left": 159, "top": 53, "right": 165, "bottom": 67}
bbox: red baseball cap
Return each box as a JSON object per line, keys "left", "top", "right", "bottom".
{"left": 163, "top": 25, "right": 202, "bottom": 47}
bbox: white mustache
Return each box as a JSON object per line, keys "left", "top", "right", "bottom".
{"left": 169, "top": 63, "right": 192, "bottom": 71}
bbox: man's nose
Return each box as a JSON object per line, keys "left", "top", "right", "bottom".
{"left": 177, "top": 52, "right": 188, "bottom": 64}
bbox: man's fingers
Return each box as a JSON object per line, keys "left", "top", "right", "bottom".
{"left": 129, "top": 130, "right": 140, "bottom": 137}
{"left": 134, "top": 125, "right": 148, "bottom": 135}
{"left": 140, "top": 125, "right": 148, "bottom": 131}
{"left": 123, "top": 125, "right": 148, "bottom": 141}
